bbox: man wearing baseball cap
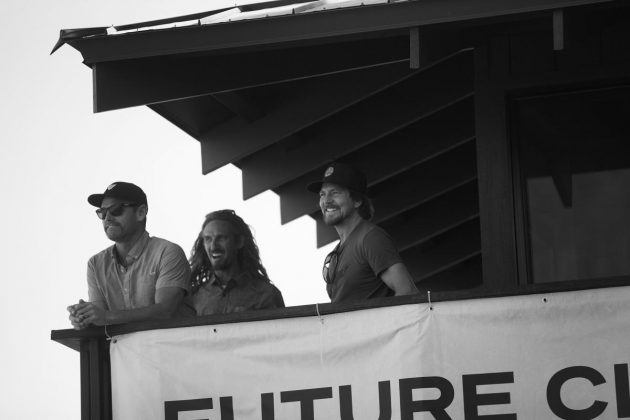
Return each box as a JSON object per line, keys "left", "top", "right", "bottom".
{"left": 67, "top": 182, "right": 191, "bottom": 329}
{"left": 308, "top": 163, "right": 418, "bottom": 303}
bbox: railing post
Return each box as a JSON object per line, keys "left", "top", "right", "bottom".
{"left": 79, "top": 338, "right": 112, "bottom": 420}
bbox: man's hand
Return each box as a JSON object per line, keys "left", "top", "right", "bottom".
{"left": 66, "top": 288, "right": 183, "bottom": 329}
{"left": 67, "top": 299, "right": 90, "bottom": 330}
{"left": 67, "top": 299, "right": 109, "bottom": 329}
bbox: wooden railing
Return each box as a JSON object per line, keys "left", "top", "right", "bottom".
{"left": 51, "top": 276, "right": 630, "bottom": 420}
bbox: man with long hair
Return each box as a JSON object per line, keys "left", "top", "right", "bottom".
{"left": 308, "top": 163, "right": 418, "bottom": 303}
{"left": 181, "top": 209, "right": 284, "bottom": 315}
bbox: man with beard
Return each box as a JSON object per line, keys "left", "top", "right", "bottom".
{"left": 308, "top": 163, "right": 419, "bottom": 303}
{"left": 67, "top": 182, "right": 190, "bottom": 329}
{"left": 181, "top": 210, "right": 284, "bottom": 315}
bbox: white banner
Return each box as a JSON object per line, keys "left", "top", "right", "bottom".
{"left": 111, "top": 286, "right": 630, "bottom": 420}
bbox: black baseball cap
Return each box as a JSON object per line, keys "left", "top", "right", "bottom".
{"left": 307, "top": 163, "right": 368, "bottom": 194}
{"left": 87, "top": 182, "right": 148, "bottom": 207}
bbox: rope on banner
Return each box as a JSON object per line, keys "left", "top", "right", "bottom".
{"left": 316, "top": 303, "right": 325, "bottom": 366}
{"left": 315, "top": 302, "right": 324, "bottom": 324}
{"left": 104, "top": 324, "right": 114, "bottom": 342}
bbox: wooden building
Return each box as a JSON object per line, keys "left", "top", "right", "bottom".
{"left": 51, "top": 0, "right": 630, "bottom": 418}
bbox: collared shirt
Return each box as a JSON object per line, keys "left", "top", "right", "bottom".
{"left": 87, "top": 231, "right": 191, "bottom": 310}
{"left": 183, "top": 272, "right": 284, "bottom": 315}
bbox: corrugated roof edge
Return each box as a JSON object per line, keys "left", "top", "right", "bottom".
{"left": 50, "top": 27, "right": 109, "bottom": 55}
{"left": 50, "top": 0, "right": 331, "bottom": 54}
{"left": 113, "top": 0, "right": 316, "bottom": 31}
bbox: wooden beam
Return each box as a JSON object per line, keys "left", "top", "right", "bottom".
{"left": 410, "top": 27, "right": 421, "bottom": 69}
{"left": 473, "top": 39, "right": 518, "bottom": 291}
{"left": 419, "top": 255, "right": 482, "bottom": 291}
{"left": 366, "top": 142, "right": 477, "bottom": 221}
{"left": 553, "top": 9, "right": 565, "bottom": 51}
{"left": 80, "top": 343, "right": 90, "bottom": 419}
{"left": 387, "top": 181, "right": 480, "bottom": 252}
{"left": 92, "top": 37, "right": 409, "bottom": 112}
{"left": 212, "top": 92, "right": 265, "bottom": 122}
{"left": 88, "top": 339, "right": 102, "bottom": 419}
{"left": 402, "top": 219, "right": 482, "bottom": 282}
{"left": 242, "top": 50, "right": 474, "bottom": 200}
{"left": 201, "top": 62, "right": 415, "bottom": 174}
{"left": 277, "top": 97, "right": 475, "bottom": 225}
{"left": 149, "top": 94, "right": 234, "bottom": 139}
{"left": 77, "top": 338, "right": 111, "bottom": 420}
{"left": 51, "top": 275, "right": 630, "bottom": 346}
{"left": 70, "top": 0, "right": 616, "bottom": 64}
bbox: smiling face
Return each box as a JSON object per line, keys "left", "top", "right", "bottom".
{"left": 100, "top": 197, "right": 146, "bottom": 243}
{"left": 202, "top": 220, "right": 243, "bottom": 272}
{"left": 319, "top": 183, "right": 361, "bottom": 226}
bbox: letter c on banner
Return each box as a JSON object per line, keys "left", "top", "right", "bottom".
{"left": 547, "top": 366, "right": 607, "bottom": 419}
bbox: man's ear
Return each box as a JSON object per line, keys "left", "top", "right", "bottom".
{"left": 236, "top": 234, "right": 245, "bottom": 249}
{"left": 136, "top": 204, "right": 148, "bottom": 222}
{"left": 353, "top": 199, "right": 362, "bottom": 209}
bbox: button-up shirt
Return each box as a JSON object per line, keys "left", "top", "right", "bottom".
{"left": 87, "top": 231, "right": 191, "bottom": 310}
{"left": 184, "top": 272, "right": 284, "bottom": 315}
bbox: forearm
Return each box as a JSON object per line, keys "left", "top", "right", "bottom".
{"left": 105, "top": 301, "right": 178, "bottom": 325}
{"left": 394, "top": 281, "right": 419, "bottom": 296}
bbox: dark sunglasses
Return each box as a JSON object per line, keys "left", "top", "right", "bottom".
{"left": 95, "top": 203, "right": 137, "bottom": 220}
{"left": 322, "top": 245, "right": 340, "bottom": 284}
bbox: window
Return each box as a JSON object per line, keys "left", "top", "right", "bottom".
{"left": 512, "top": 84, "right": 630, "bottom": 283}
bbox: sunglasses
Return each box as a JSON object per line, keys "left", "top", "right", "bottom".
{"left": 95, "top": 203, "right": 137, "bottom": 220}
{"left": 322, "top": 245, "right": 340, "bottom": 284}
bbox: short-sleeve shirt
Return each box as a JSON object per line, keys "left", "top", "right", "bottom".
{"left": 87, "top": 231, "right": 191, "bottom": 310}
{"left": 182, "top": 273, "right": 285, "bottom": 315}
{"left": 327, "top": 220, "right": 402, "bottom": 303}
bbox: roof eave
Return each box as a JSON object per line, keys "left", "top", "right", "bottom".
{"left": 60, "top": 0, "right": 616, "bottom": 64}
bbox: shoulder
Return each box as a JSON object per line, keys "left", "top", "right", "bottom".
{"left": 364, "top": 223, "right": 392, "bottom": 240}
{"left": 354, "top": 221, "right": 392, "bottom": 245}
{"left": 248, "top": 278, "right": 285, "bottom": 307}
{"left": 148, "top": 235, "right": 181, "bottom": 249}
{"left": 247, "top": 277, "right": 282, "bottom": 295}
{"left": 147, "top": 236, "right": 187, "bottom": 256}
{"left": 88, "top": 246, "right": 113, "bottom": 266}
{"left": 359, "top": 223, "right": 398, "bottom": 256}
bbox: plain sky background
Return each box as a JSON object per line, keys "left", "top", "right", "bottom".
{"left": 0, "top": 1, "right": 334, "bottom": 418}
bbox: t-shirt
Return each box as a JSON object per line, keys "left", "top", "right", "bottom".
{"left": 327, "top": 220, "right": 402, "bottom": 303}
{"left": 182, "top": 273, "right": 285, "bottom": 315}
{"left": 87, "top": 231, "right": 191, "bottom": 310}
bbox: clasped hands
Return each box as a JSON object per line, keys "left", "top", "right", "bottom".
{"left": 67, "top": 299, "right": 107, "bottom": 330}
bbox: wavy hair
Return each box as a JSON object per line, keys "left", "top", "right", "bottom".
{"left": 189, "top": 210, "right": 270, "bottom": 291}
{"left": 349, "top": 191, "right": 375, "bottom": 221}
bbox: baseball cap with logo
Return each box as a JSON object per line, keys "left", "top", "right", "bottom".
{"left": 87, "top": 182, "right": 148, "bottom": 207}
{"left": 307, "top": 162, "right": 368, "bottom": 194}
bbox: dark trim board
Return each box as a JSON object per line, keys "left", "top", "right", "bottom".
{"left": 79, "top": 338, "right": 111, "bottom": 420}
{"left": 64, "top": 0, "right": 616, "bottom": 64}
{"left": 52, "top": 276, "right": 630, "bottom": 352}
{"left": 474, "top": 40, "right": 517, "bottom": 292}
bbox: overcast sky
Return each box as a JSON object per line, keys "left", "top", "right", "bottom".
{"left": 0, "top": 1, "right": 333, "bottom": 418}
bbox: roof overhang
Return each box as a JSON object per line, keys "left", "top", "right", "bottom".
{"left": 59, "top": 0, "right": 615, "bottom": 64}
